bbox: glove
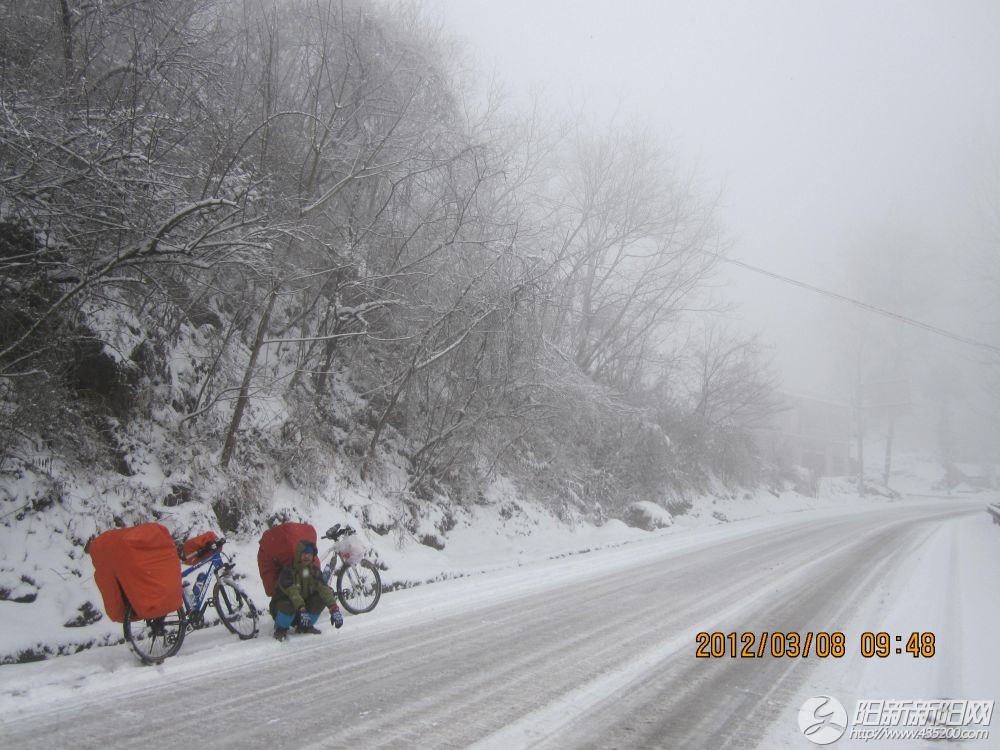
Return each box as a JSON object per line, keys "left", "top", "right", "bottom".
{"left": 330, "top": 607, "right": 344, "bottom": 629}
{"left": 296, "top": 607, "right": 308, "bottom": 627}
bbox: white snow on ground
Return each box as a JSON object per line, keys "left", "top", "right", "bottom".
{"left": 0, "top": 468, "right": 866, "bottom": 665}
{"left": 757, "top": 491, "right": 1000, "bottom": 749}
{"left": 0, "top": 494, "right": 913, "bottom": 718}
{"left": 1, "top": 491, "right": 994, "bottom": 735}
{"left": 1, "top": 458, "right": 998, "bottom": 750}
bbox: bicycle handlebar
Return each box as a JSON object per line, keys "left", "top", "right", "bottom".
{"left": 183, "top": 537, "right": 227, "bottom": 562}
{"left": 323, "top": 524, "right": 355, "bottom": 541}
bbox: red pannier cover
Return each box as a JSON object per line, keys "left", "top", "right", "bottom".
{"left": 258, "top": 522, "right": 318, "bottom": 597}
{"left": 90, "top": 523, "right": 183, "bottom": 623}
{"left": 183, "top": 531, "right": 219, "bottom": 565}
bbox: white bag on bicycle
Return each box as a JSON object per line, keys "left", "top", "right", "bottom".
{"left": 334, "top": 534, "right": 366, "bottom": 566}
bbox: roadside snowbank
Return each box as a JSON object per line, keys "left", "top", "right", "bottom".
{"left": 0, "top": 455, "right": 984, "bottom": 668}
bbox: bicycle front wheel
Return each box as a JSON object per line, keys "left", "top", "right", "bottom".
{"left": 336, "top": 559, "right": 382, "bottom": 614}
{"left": 123, "top": 605, "right": 185, "bottom": 665}
{"left": 213, "top": 580, "right": 259, "bottom": 639}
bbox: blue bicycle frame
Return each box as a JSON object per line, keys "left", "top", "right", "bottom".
{"left": 180, "top": 540, "right": 257, "bottom": 631}
{"left": 181, "top": 551, "right": 224, "bottom": 622}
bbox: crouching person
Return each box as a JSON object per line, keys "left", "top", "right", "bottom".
{"left": 271, "top": 540, "right": 344, "bottom": 641}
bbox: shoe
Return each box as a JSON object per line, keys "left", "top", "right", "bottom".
{"left": 273, "top": 628, "right": 288, "bottom": 641}
{"left": 296, "top": 624, "right": 322, "bottom": 635}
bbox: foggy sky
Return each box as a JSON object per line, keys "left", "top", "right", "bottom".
{"left": 431, "top": 0, "right": 1000, "bottom": 405}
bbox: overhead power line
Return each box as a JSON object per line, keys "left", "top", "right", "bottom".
{"left": 709, "top": 252, "right": 1000, "bottom": 357}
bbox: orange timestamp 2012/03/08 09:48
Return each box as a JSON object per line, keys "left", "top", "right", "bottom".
{"left": 695, "top": 631, "right": 936, "bottom": 659}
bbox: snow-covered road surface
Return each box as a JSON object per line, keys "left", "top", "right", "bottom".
{"left": 1, "top": 499, "right": 995, "bottom": 749}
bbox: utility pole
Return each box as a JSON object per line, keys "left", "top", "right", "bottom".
{"left": 882, "top": 412, "right": 895, "bottom": 486}
{"left": 856, "top": 359, "right": 865, "bottom": 498}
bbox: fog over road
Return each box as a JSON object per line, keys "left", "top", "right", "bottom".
{"left": 1, "top": 501, "right": 983, "bottom": 750}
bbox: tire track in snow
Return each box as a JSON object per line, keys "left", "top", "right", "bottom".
{"left": 0, "top": 504, "right": 976, "bottom": 750}
{"left": 468, "top": 510, "right": 950, "bottom": 749}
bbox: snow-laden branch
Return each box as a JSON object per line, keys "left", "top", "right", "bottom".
{"left": 0, "top": 199, "right": 237, "bottom": 374}
{"left": 263, "top": 330, "right": 366, "bottom": 345}
{"left": 412, "top": 308, "right": 496, "bottom": 373}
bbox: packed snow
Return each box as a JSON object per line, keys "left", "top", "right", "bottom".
{"left": 1, "top": 455, "right": 997, "bottom": 749}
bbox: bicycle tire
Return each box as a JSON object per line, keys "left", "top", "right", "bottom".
{"left": 123, "top": 605, "right": 185, "bottom": 665}
{"left": 336, "top": 559, "right": 382, "bottom": 614}
{"left": 213, "top": 579, "right": 259, "bottom": 639}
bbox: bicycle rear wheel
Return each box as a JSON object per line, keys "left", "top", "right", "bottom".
{"left": 123, "top": 606, "right": 185, "bottom": 665}
{"left": 213, "top": 580, "right": 259, "bottom": 639}
{"left": 336, "top": 559, "right": 382, "bottom": 614}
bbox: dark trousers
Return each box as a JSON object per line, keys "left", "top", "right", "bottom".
{"left": 270, "top": 591, "right": 326, "bottom": 620}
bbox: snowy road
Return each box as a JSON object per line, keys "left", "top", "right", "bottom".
{"left": 1, "top": 500, "right": 994, "bottom": 749}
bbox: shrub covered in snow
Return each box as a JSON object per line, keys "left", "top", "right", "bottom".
{"left": 623, "top": 501, "right": 673, "bottom": 531}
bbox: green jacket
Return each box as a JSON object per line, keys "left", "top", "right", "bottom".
{"left": 275, "top": 540, "right": 337, "bottom": 611}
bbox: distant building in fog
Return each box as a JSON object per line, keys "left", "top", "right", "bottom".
{"left": 754, "top": 392, "right": 852, "bottom": 477}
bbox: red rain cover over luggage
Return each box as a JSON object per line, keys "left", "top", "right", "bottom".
{"left": 257, "top": 522, "right": 318, "bottom": 597}
{"left": 90, "top": 523, "right": 183, "bottom": 622}
{"left": 182, "top": 531, "right": 219, "bottom": 565}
